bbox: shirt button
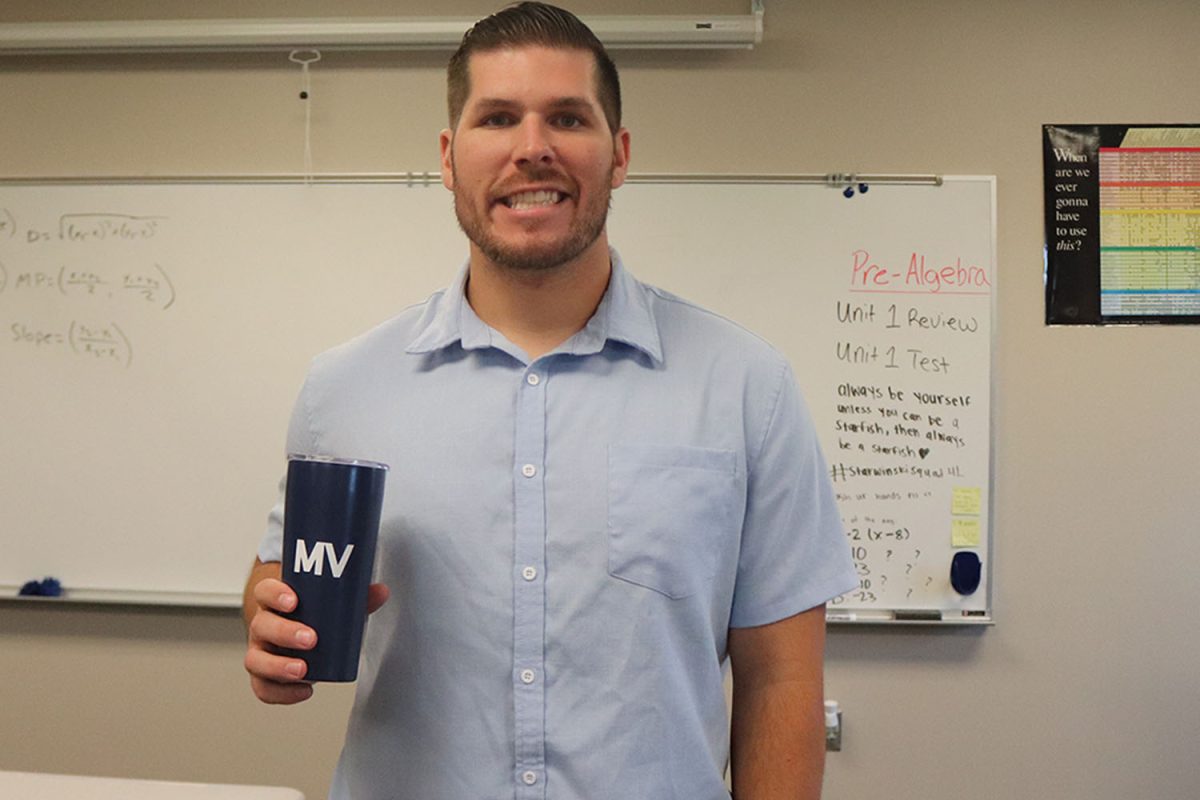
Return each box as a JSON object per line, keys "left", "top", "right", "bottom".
{"left": 521, "top": 464, "right": 537, "bottom": 478}
{"left": 526, "top": 373, "right": 541, "bottom": 386}
{"left": 522, "top": 771, "right": 538, "bottom": 786}
{"left": 522, "top": 566, "right": 538, "bottom": 581}
{"left": 520, "top": 669, "right": 536, "bottom": 684}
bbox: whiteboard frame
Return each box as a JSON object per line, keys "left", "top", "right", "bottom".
{"left": 822, "top": 175, "right": 997, "bottom": 627}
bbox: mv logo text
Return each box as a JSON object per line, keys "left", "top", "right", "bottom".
{"left": 293, "top": 540, "right": 355, "bottom": 578}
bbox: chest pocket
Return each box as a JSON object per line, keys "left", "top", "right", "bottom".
{"left": 607, "top": 443, "right": 739, "bottom": 599}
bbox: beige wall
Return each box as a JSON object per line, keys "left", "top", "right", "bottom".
{"left": 2, "top": 2, "right": 1199, "bottom": 798}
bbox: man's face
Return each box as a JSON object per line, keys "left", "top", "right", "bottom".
{"left": 440, "top": 46, "right": 630, "bottom": 273}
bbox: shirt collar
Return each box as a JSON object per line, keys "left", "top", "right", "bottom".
{"left": 406, "top": 249, "right": 663, "bottom": 364}
{"left": 404, "top": 260, "right": 490, "bottom": 355}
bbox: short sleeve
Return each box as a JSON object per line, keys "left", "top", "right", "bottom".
{"left": 255, "top": 372, "right": 319, "bottom": 564}
{"left": 729, "top": 361, "right": 858, "bottom": 627}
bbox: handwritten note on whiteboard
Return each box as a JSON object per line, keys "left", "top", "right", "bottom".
{"left": 827, "top": 243, "right": 992, "bottom": 614}
{"left": 1, "top": 213, "right": 174, "bottom": 368}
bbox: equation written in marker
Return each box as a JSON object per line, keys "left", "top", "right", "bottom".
{"left": 10, "top": 319, "right": 133, "bottom": 367}
{"left": 23, "top": 213, "right": 165, "bottom": 244}
{"left": 0, "top": 208, "right": 175, "bottom": 369}
{"left": 0, "top": 261, "right": 176, "bottom": 310}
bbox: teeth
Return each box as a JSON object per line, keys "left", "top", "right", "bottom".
{"left": 506, "top": 190, "right": 562, "bottom": 210}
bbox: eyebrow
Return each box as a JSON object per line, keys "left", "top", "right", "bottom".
{"left": 471, "top": 96, "right": 598, "bottom": 114}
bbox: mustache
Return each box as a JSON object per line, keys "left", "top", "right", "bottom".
{"left": 493, "top": 166, "right": 576, "bottom": 196}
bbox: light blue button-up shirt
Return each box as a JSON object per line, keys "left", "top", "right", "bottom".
{"left": 260, "top": 251, "right": 857, "bottom": 800}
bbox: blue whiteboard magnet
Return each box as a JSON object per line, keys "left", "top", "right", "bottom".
{"left": 17, "top": 577, "right": 62, "bottom": 597}
{"left": 950, "top": 552, "right": 981, "bottom": 595}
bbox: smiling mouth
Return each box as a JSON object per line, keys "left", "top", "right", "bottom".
{"left": 501, "top": 190, "right": 567, "bottom": 210}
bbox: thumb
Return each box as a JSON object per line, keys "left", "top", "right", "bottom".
{"left": 366, "top": 582, "right": 390, "bottom": 614}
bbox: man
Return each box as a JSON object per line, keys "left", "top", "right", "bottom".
{"left": 244, "top": 4, "right": 856, "bottom": 799}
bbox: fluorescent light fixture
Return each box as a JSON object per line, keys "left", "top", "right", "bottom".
{"left": 0, "top": 9, "right": 765, "bottom": 54}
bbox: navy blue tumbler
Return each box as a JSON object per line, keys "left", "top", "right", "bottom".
{"left": 279, "top": 455, "right": 388, "bottom": 682}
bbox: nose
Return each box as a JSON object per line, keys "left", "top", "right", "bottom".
{"left": 514, "top": 117, "right": 555, "bottom": 166}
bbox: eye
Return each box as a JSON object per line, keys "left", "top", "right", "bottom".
{"left": 554, "top": 114, "right": 584, "bottom": 129}
{"left": 480, "top": 113, "right": 515, "bottom": 128}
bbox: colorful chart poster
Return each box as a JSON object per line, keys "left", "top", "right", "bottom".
{"left": 1043, "top": 124, "right": 1200, "bottom": 325}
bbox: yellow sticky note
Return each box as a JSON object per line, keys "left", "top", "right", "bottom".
{"left": 952, "top": 518, "right": 981, "bottom": 547}
{"left": 951, "top": 487, "right": 982, "bottom": 516}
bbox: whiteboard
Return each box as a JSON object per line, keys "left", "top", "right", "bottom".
{"left": 0, "top": 177, "right": 994, "bottom": 621}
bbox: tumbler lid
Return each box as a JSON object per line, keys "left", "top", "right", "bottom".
{"left": 287, "top": 453, "right": 389, "bottom": 471}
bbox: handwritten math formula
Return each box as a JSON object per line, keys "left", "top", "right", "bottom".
{"left": 827, "top": 248, "right": 990, "bottom": 609}
{"left": 0, "top": 209, "right": 175, "bottom": 368}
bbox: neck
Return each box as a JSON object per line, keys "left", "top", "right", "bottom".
{"left": 465, "top": 237, "right": 612, "bottom": 361}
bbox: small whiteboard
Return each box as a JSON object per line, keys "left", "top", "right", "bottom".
{"left": 0, "top": 177, "right": 994, "bottom": 622}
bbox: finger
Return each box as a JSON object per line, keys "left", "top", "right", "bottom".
{"left": 249, "top": 607, "right": 317, "bottom": 651}
{"left": 245, "top": 641, "right": 310, "bottom": 683}
{"left": 253, "top": 577, "right": 298, "bottom": 613}
{"left": 249, "top": 674, "right": 315, "bottom": 705}
{"left": 366, "top": 583, "right": 390, "bottom": 614}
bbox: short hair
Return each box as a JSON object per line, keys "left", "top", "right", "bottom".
{"left": 446, "top": 2, "right": 622, "bottom": 133}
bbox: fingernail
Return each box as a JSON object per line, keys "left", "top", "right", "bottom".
{"left": 295, "top": 629, "right": 315, "bottom": 647}
{"left": 278, "top": 592, "right": 295, "bottom": 610}
{"left": 285, "top": 661, "right": 305, "bottom": 678}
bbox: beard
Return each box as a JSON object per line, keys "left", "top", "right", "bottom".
{"left": 451, "top": 161, "right": 614, "bottom": 273}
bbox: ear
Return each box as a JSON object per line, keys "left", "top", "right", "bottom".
{"left": 439, "top": 129, "right": 455, "bottom": 191}
{"left": 610, "top": 127, "right": 631, "bottom": 189}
